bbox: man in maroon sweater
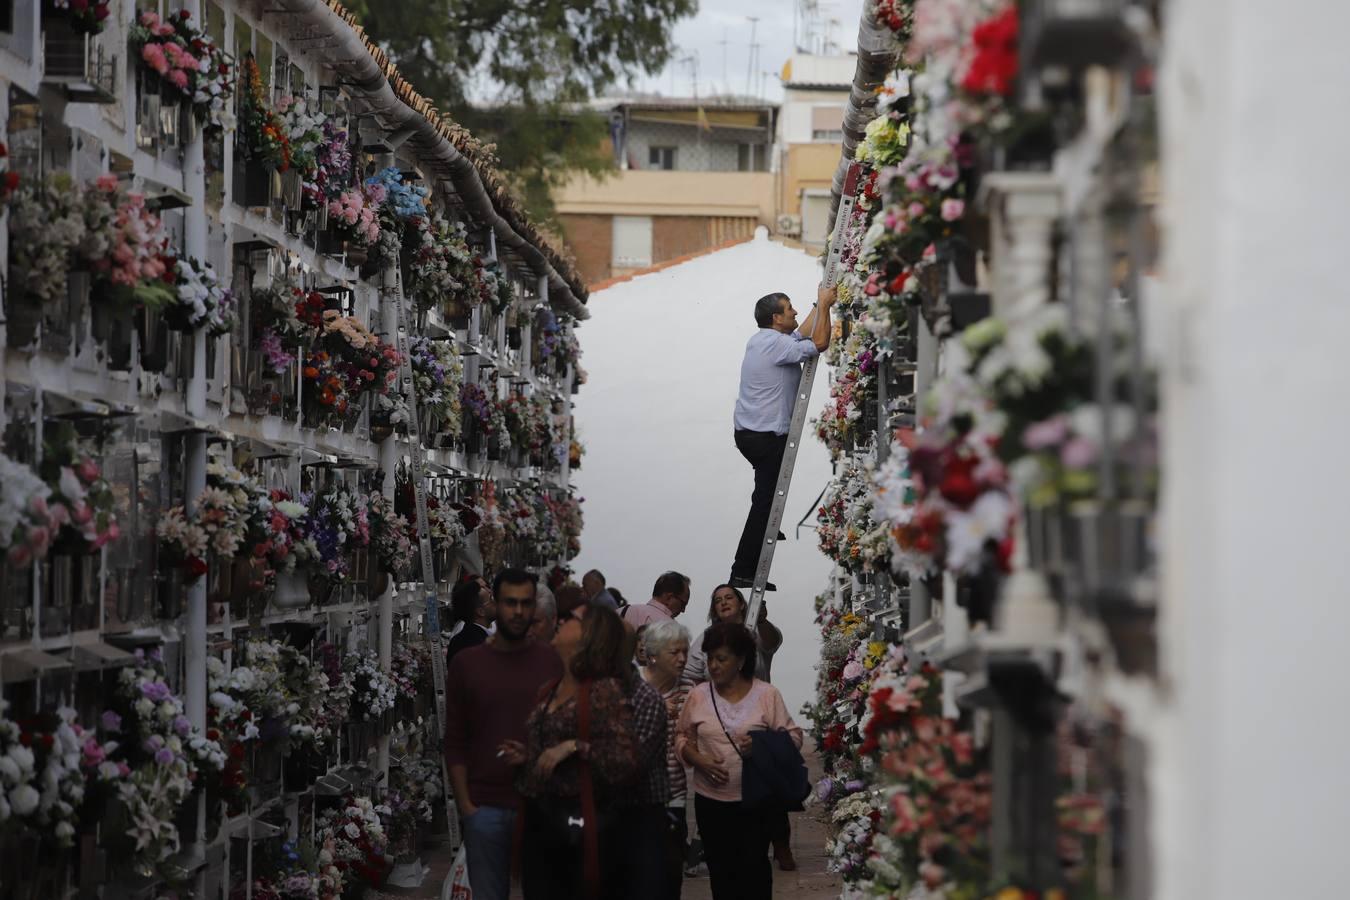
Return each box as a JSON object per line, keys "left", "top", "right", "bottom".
{"left": 444, "top": 568, "right": 562, "bottom": 900}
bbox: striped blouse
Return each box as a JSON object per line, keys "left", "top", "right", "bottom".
{"left": 642, "top": 668, "right": 691, "bottom": 806}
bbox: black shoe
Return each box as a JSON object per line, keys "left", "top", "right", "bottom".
{"left": 729, "top": 575, "right": 777, "bottom": 592}
{"left": 777, "top": 531, "right": 786, "bottom": 541}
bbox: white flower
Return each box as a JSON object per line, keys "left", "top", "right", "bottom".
{"left": 57, "top": 467, "right": 86, "bottom": 503}
{"left": 135, "top": 698, "right": 154, "bottom": 717}
{"left": 7, "top": 745, "right": 34, "bottom": 776}
{"left": 0, "top": 757, "right": 20, "bottom": 785}
{"left": 8, "top": 783, "right": 39, "bottom": 817}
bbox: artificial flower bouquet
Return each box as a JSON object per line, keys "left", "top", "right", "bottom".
{"left": 298, "top": 482, "right": 370, "bottom": 583}
{"left": 39, "top": 425, "right": 119, "bottom": 556}
{"left": 254, "top": 276, "right": 327, "bottom": 374}
{"left": 237, "top": 54, "right": 291, "bottom": 172}
{"left": 368, "top": 490, "right": 415, "bottom": 579}
{"left": 164, "top": 256, "right": 237, "bottom": 335}
{"left": 342, "top": 650, "right": 396, "bottom": 724}
{"left": 407, "top": 214, "right": 475, "bottom": 314}
{"left": 303, "top": 312, "right": 399, "bottom": 428}
{"left": 325, "top": 185, "right": 382, "bottom": 250}
{"left": 80, "top": 173, "right": 175, "bottom": 311}
{"left": 408, "top": 336, "right": 464, "bottom": 440}
{"left": 0, "top": 699, "right": 94, "bottom": 850}
{"left": 98, "top": 647, "right": 225, "bottom": 874}
{"left": 317, "top": 796, "right": 392, "bottom": 887}
{"left": 7, "top": 174, "right": 85, "bottom": 319}
{"left": 0, "top": 451, "right": 71, "bottom": 569}
{"left": 129, "top": 9, "right": 233, "bottom": 128}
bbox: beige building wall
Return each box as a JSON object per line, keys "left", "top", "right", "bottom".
{"left": 781, "top": 142, "right": 845, "bottom": 218}
{"left": 555, "top": 170, "right": 777, "bottom": 224}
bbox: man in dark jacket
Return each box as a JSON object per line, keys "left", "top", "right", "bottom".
{"left": 445, "top": 575, "right": 494, "bottom": 665}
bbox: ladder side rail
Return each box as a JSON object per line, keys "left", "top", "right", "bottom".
{"left": 389, "top": 267, "right": 461, "bottom": 845}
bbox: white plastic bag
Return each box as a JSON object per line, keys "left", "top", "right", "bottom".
{"left": 442, "top": 844, "right": 471, "bottom": 900}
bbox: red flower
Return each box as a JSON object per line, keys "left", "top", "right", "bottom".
{"left": 187, "top": 556, "right": 209, "bottom": 578}
{"left": 937, "top": 454, "right": 981, "bottom": 508}
{"left": 960, "top": 6, "right": 1020, "bottom": 97}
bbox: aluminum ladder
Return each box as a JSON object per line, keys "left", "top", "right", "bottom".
{"left": 745, "top": 162, "right": 864, "bottom": 627}
{"left": 388, "top": 266, "right": 461, "bottom": 844}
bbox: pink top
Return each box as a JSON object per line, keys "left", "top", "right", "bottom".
{"left": 621, "top": 599, "right": 676, "bottom": 630}
{"left": 674, "top": 679, "right": 803, "bottom": 802}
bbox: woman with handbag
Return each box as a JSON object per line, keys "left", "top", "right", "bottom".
{"left": 682, "top": 585, "right": 796, "bottom": 870}
{"left": 512, "top": 604, "right": 640, "bottom": 900}
{"left": 674, "top": 622, "right": 804, "bottom": 900}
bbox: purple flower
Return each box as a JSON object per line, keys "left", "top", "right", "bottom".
{"left": 816, "top": 776, "right": 835, "bottom": 801}
{"left": 140, "top": 680, "right": 171, "bottom": 702}
{"left": 154, "top": 747, "right": 175, "bottom": 766}
{"left": 174, "top": 715, "right": 192, "bottom": 737}
{"left": 101, "top": 710, "right": 122, "bottom": 732}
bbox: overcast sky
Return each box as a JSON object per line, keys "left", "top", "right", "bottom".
{"left": 629, "top": 0, "right": 867, "bottom": 103}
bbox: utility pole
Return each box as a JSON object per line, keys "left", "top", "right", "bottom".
{"left": 719, "top": 29, "right": 730, "bottom": 97}
{"left": 745, "top": 17, "right": 759, "bottom": 97}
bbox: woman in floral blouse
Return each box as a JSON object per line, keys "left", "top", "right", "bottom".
{"left": 512, "top": 604, "right": 639, "bottom": 899}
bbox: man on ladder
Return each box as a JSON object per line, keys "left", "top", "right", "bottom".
{"left": 729, "top": 283, "right": 836, "bottom": 591}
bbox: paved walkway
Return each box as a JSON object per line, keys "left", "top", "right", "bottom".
{"left": 374, "top": 747, "right": 840, "bottom": 900}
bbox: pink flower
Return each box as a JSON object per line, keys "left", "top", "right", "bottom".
{"left": 47, "top": 503, "right": 70, "bottom": 527}
{"left": 77, "top": 458, "right": 100, "bottom": 483}
{"left": 1023, "top": 414, "right": 1069, "bottom": 450}
{"left": 8, "top": 543, "right": 32, "bottom": 568}
{"left": 1060, "top": 436, "right": 1098, "bottom": 469}
{"left": 940, "top": 198, "right": 965, "bottom": 221}
{"left": 908, "top": 201, "right": 926, "bottom": 219}
{"left": 141, "top": 43, "right": 170, "bottom": 75}
{"left": 168, "top": 68, "right": 189, "bottom": 91}
{"left": 139, "top": 11, "right": 160, "bottom": 27}
{"left": 95, "top": 173, "right": 120, "bottom": 192}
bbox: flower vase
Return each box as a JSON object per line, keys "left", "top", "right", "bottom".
{"left": 281, "top": 169, "right": 303, "bottom": 208}
{"left": 369, "top": 569, "right": 390, "bottom": 600}
{"left": 487, "top": 433, "right": 502, "bottom": 461}
{"left": 443, "top": 298, "right": 471, "bottom": 331}
{"left": 90, "top": 300, "right": 134, "bottom": 371}
{"left": 344, "top": 241, "right": 369, "bottom": 268}
{"left": 137, "top": 304, "right": 170, "bottom": 372}
{"left": 234, "top": 160, "right": 274, "bottom": 207}
{"left": 369, "top": 410, "right": 394, "bottom": 443}
{"left": 6, "top": 300, "right": 42, "bottom": 348}
{"left": 271, "top": 571, "right": 310, "bottom": 610}
{"left": 506, "top": 325, "right": 522, "bottom": 350}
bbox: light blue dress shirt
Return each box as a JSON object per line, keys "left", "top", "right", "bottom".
{"left": 733, "top": 328, "right": 819, "bottom": 434}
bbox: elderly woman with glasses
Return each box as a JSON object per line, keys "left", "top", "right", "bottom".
{"left": 639, "top": 619, "right": 693, "bottom": 900}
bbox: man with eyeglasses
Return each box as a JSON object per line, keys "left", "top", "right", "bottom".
{"left": 730, "top": 285, "right": 835, "bottom": 590}
{"left": 621, "top": 571, "right": 691, "bottom": 631}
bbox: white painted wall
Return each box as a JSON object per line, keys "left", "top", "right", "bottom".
{"left": 1157, "top": 2, "right": 1350, "bottom": 897}
{"left": 571, "top": 232, "right": 832, "bottom": 715}
{"left": 780, "top": 87, "right": 850, "bottom": 144}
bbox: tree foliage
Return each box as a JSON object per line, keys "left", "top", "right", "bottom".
{"left": 345, "top": 0, "right": 697, "bottom": 223}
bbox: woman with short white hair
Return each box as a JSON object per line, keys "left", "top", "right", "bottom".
{"left": 639, "top": 618, "right": 692, "bottom": 900}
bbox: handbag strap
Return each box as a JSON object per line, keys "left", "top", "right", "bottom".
{"left": 709, "top": 684, "right": 747, "bottom": 763}
{"left": 577, "top": 679, "right": 600, "bottom": 900}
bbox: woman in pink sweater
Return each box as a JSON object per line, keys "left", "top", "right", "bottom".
{"left": 674, "top": 622, "right": 803, "bottom": 900}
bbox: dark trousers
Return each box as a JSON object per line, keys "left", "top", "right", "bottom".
{"left": 606, "top": 803, "right": 685, "bottom": 900}
{"left": 732, "top": 429, "right": 788, "bottom": 579}
{"left": 694, "top": 794, "right": 771, "bottom": 900}
{"left": 521, "top": 798, "right": 620, "bottom": 900}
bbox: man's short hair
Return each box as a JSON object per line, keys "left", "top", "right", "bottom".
{"left": 652, "top": 570, "right": 691, "bottom": 599}
{"left": 583, "top": 569, "right": 606, "bottom": 586}
{"left": 493, "top": 567, "right": 537, "bottom": 599}
{"left": 753, "top": 292, "right": 789, "bottom": 328}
